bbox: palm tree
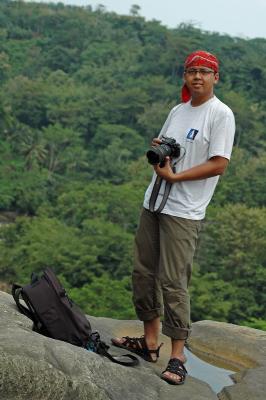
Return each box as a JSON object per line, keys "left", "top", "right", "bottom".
{"left": 20, "top": 131, "right": 47, "bottom": 171}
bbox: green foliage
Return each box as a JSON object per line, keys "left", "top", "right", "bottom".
{"left": 0, "top": 143, "right": 51, "bottom": 213}
{"left": 0, "top": 0, "right": 265, "bottom": 325}
{"left": 89, "top": 123, "right": 145, "bottom": 183}
{"left": 0, "top": 216, "right": 95, "bottom": 286}
{"left": 41, "top": 123, "right": 87, "bottom": 174}
{"left": 190, "top": 267, "right": 235, "bottom": 321}
{"left": 0, "top": 213, "right": 136, "bottom": 287}
{"left": 69, "top": 275, "right": 136, "bottom": 319}
{"left": 213, "top": 148, "right": 266, "bottom": 207}
{"left": 48, "top": 180, "right": 144, "bottom": 232}
{"left": 81, "top": 218, "right": 134, "bottom": 279}
{"left": 195, "top": 204, "right": 266, "bottom": 324}
{"left": 242, "top": 318, "right": 266, "bottom": 331}
{"left": 3, "top": 76, "right": 48, "bottom": 128}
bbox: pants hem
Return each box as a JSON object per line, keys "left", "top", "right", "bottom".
{"left": 162, "top": 323, "right": 191, "bottom": 340}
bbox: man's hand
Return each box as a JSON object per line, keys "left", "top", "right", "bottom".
{"left": 151, "top": 139, "right": 176, "bottom": 182}
{"left": 151, "top": 138, "right": 162, "bottom": 146}
{"left": 153, "top": 157, "right": 176, "bottom": 183}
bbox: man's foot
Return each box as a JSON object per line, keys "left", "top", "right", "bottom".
{"left": 111, "top": 336, "right": 163, "bottom": 363}
{"left": 161, "top": 357, "right": 187, "bottom": 385}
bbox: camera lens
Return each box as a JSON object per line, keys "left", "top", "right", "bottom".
{"left": 146, "top": 149, "right": 160, "bottom": 164}
{"left": 146, "top": 144, "right": 170, "bottom": 165}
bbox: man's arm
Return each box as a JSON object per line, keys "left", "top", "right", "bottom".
{"left": 153, "top": 156, "right": 229, "bottom": 183}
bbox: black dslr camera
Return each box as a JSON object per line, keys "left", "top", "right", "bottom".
{"left": 146, "top": 136, "right": 181, "bottom": 167}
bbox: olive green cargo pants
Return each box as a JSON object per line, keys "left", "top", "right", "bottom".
{"left": 132, "top": 208, "right": 201, "bottom": 340}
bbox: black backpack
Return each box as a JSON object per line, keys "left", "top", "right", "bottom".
{"left": 12, "top": 267, "right": 139, "bottom": 367}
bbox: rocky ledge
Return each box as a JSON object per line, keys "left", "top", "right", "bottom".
{"left": 0, "top": 290, "right": 265, "bottom": 400}
{"left": 189, "top": 320, "right": 266, "bottom": 400}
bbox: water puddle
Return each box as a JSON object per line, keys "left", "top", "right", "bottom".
{"left": 185, "top": 347, "right": 236, "bottom": 393}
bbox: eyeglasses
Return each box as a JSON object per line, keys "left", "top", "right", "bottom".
{"left": 185, "top": 68, "right": 215, "bottom": 76}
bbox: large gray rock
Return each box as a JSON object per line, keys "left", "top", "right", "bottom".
{"left": 0, "top": 291, "right": 216, "bottom": 400}
{"left": 1, "top": 290, "right": 266, "bottom": 400}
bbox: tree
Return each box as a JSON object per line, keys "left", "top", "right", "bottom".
{"left": 0, "top": 51, "right": 10, "bottom": 81}
{"left": 196, "top": 204, "right": 266, "bottom": 323}
{"left": 0, "top": 216, "right": 98, "bottom": 286}
{"left": 81, "top": 218, "right": 134, "bottom": 279}
{"left": 190, "top": 266, "right": 234, "bottom": 322}
{"left": 130, "top": 5, "right": 141, "bottom": 17}
{"left": 41, "top": 123, "right": 86, "bottom": 175}
{"left": 69, "top": 275, "right": 136, "bottom": 319}
{"left": 213, "top": 148, "right": 266, "bottom": 207}
{"left": 3, "top": 76, "right": 48, "bottom": 128}
{"left": 20, "top": 130, "right": 47, "bottom": 171}
{"left": 88, "top": 123, "right": 145, "bottom": 182}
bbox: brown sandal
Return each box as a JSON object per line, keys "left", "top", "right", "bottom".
{"left": 111, "top": 335, "right": 163, "bottom": 363}
{"left": 161, "top": 358, "right": 187, "bottom": 385}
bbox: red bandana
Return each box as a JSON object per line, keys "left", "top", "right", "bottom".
{"left": 181, "top": 50, "right": 219, "bottom": 103}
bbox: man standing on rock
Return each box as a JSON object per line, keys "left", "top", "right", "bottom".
{"left": 112, "top": 50, "right": 235, "bottom": 385}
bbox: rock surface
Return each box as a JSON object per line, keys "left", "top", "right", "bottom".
{"left": 0, "top": 290, "right": 265, "bottom": 400}
{"left": 0, "top": 291, "right": 216, "bottom": 400}
{"left": 188, "top": 320, "right": 266, "bottom": 400}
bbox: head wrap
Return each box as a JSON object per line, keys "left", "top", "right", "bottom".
{"left": 181, "top": 50, "right": 219, "bottom": 102}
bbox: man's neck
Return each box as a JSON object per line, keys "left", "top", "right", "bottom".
{"left": 191, "top": 93, "right": 214, "bottom": 107}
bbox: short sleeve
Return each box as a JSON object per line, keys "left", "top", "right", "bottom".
{"left": 208, "top": 108, "right": 235, "bottom": 160}
{"left": 158, "top": 105, "right": 181, "bottom": 138}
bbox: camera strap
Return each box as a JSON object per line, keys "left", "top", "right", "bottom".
{"left": 149, "top": 164, "right": 176, "bottom": 213}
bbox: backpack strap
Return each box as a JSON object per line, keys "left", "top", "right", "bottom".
{"left": 87, "top": 331, "right": 139, "bottom": 367}
{"left": 12, "top": 284, "right": 39, "bottom": 326}
{"left": 97, "top": 341, "right": 139, "bottom": 367}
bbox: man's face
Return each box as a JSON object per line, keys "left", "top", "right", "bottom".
{"left": 183, "top": 67, "right": 219, "bottom": 98}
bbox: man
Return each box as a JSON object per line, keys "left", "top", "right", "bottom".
{"left": 112, "top": 50, "right": 235, "bottom": 384}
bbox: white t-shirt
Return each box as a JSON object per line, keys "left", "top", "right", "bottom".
{"left": 143, "top": 96, "right": 235, "bottom": 220}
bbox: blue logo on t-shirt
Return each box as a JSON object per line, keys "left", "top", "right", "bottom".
{"left": 186, "top": 128, "right": 199, "bottom": 140}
